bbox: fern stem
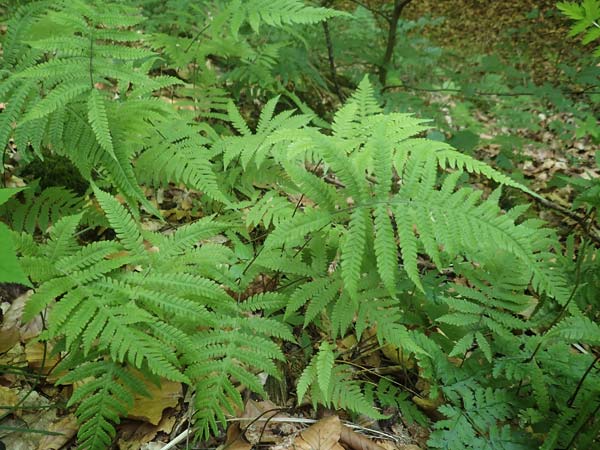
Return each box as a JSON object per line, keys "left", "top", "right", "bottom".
{"left": 525, "top": 236, "right": 590, "bottom": 365}
{"left": 565, "top": 399, "right": 600, "bottom": 449}
{"left": 567, "top": 353, "right": 599, "bottom": 407}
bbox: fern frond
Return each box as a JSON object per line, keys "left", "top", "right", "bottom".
{"left": 93, "top": 187, "right": 145, "bottom": 257}
{"left": 373, "top": 205, "right": 397, "bottom": 295}
{"left": 229, "top": 0, "right": 343, "bottom": 35}
{"left": 546, "top": 315, "right": 600, "bottom": 345}
{"left": 87, "top": 89, "right": 114, "bottom": 158}
{"left": 265, "top": 208, "right": 333, "bottom": 248}
{"left": 0, "top": 183, "right": 85, "bottom": 234}
{"left": 316, "top": 341, "right": 335, "bottom": 394}
{"left": 57, "top": 360, "right": 141, "bottom": 450}
{"left": 341, "top": 208, "right": 369, "bottom": 297}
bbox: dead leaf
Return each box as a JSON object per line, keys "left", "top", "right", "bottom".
{"left": 293, "top": 416, "right": 344, "bottom": 450}
{"left": 239, "top": 400, "right": 300, "bottom": 444}
{"left": 0, "top": 385, "right": 19, "bottom": 410}
{"left": 118, "top": 411, "right": 176, "bottom": 450}
{"left": 0, "top": 292, "right": 40, "bottom": 352}
{"left": 340, "top": 424, "right": 385, "bottom": 450}
{"left": 24, "top": 341, "right": 60, "bottom": 375}
{"left": 223, "top": 422, "right": 252, "bottom": 450}
{"left": 127, "top": 379, "right": 182, "bottom": 425}
{"left": 37, "top": 415, "right": 78, "bottom": 450}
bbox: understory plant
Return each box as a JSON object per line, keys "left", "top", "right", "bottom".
{"left": 1, "top": 1, "right": 599, "bottom": 449}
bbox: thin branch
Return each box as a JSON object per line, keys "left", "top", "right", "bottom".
{"left": 379, "top": 0, "right": 414, "bottom": 86}
{"left": 322, "top": 20, "right": 345, "bottom": 103}
{"left": 383, "top": 82, "right": 600, "bottom": 97}
{"left": 531, "top": 196, "right": 600, "bottom": 245}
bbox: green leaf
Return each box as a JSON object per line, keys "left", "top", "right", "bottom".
{"left": 0, "top": 187, "right": 25, "bottom": 206}
{"left": 0, "top": 223, "right": 32, "bottom": 287}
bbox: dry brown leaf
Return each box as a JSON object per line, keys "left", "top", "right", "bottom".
{"left": 293, "top": 415, "right": 344, "bottom": 450}
{"left": 24, "top": 341, "right": 60, "bottom": 375}
{"left": 118, "top": 411, "right": 177, "bottom": 450}
{"left": 0, "top": 292, "right": 40, "bottom": 352}
{"left": 239, "top": 399, "right": 300, "bottom": 444}
{"left": 36, "top": 414, "right": 78, "bottom": 450}
{"left": 223, "top": 422, "right": 253, "bottom": 450}
{"left": 340, "top": 424, "right": 385, "bottom": 450}
{"left": 127, "top": 379, "right": 182, "bottom": 425}
{"left": 0, "top": 385, "right": 19, "bottom": 409}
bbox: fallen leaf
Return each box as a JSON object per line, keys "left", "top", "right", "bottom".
{"left": 24, "top": 341, "right": 60, "bottom": 375}
{"left": 340, "top": 424, "right": 385, "bottom": 450}
{"left": 0, "top": 385, "right": 19, "bottom": 409}
{"left": 293, "top": 416, "right": 344, "bottom": 450}
{"left": 37, "top": 415, "right": 78, "bottom": 450}
{"left": 222, "top": 422, "right": 252, "bottom": 450}
{"left": 0, "top": 292, "right": 40, "bottom": 352}
{"left": 127, "top": 379, "right": 182, "bottom": 425}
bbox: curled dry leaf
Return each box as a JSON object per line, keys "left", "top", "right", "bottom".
{"left": 293, "top": 415, "right": 344, "bottom": 450}
{"left": 340, "top": 424, "right": 386, "bottom": 450}
{"left": 223, "top": 422, "right": 252, "bottom": 450}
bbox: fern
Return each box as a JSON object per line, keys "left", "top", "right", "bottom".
{"left": 297, "top": 342, "right": 384, "bottom": 418}
{"left": 18, "top": 189, "right": 282, "bottom": 449}
{"left": 1, "top": 0, "right": 181, "bottom": 211}
{"left": 227, "top": 0, "right": 344, "bottom": 37}
{"left": 0, "top": 181, "right": 85, "bottom": 234}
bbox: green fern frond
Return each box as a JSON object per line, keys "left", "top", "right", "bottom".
{"left": 229, "top": 0, "right": 344, "bottom": 35}
{"left": 136, "top": 121, "right": 229, "bottom": 204}
{"left": 87, "top": 89, "right": 114, "bottom": 158}
{"left": 316, "top": 341, "right": 335, "bottom": 394}
{"left": 0, "top": 182, "right": 85, "bottom": 234}
{"left": 57, "top": 360, "right": 141, "bottom": 450}
{"left": 265, "top": 207, "right": 333, "bottom": 248}
{"left": 93, "top": 187, "right": 145, "bottom": 257}
{"left": 341, "top": 208, "right": 369, "bottom": 297}
{"left": 546, "top": 315, "right": 600, "bottom": 345}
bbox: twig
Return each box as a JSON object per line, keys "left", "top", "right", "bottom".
{"left": 383, "top": 82, "right": 600, "bottom": 97}
{"left": 379, "top": 0, "right": 414, "bottom": 86}
{"left": 158, "top": 417, "right": 402, "bottom": 450}
{"left": 322, "top": 20, "right": 344, "bottom": 103}
{"left": 531, "top": 195, "right": 600, "bottom": 245}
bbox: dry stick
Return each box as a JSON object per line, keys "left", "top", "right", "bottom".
{"left": 378, "top": 0, "right": 414, "bottom": 86}
{"left": 158, "top": 417, "right": 401, "bottom": 450}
